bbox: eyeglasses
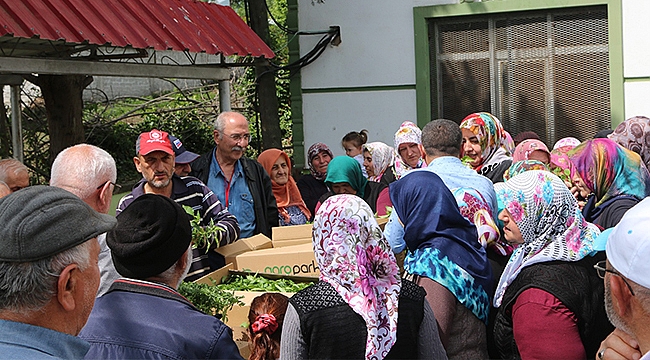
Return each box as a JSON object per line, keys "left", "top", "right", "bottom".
{"left": 594, "top": 260, "right": 635, "bottom": 296}
{"left": 97, "top": 181, "right": 122, "bottom": 192}
{"left": 226, "top": 133, "right": 250, "bottom": 142}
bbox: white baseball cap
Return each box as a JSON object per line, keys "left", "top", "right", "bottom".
{"left": 605, "top": 197, "right": 650, "bottom": 289}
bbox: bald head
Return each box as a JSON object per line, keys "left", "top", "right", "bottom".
{"left": 50, "top": 144, "right": 117, "bottom": 213}
{"left": 0, "top": 159, "right": 29, "bottom": 193}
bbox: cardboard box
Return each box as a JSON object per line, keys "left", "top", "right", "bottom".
{"left": 235, "top": 243, "right": 320, "bottom": 277}
{"left": 272, "top": 223, "right": 312, "bottom": 241}
{"left": 215, "top": 234, "right": 273, "bottom": 268}
{"left": 194, "top": 265, "right": 316, "bottom": 359}
{"left": 376, "top": 216, "right": 389, "bottom": 230}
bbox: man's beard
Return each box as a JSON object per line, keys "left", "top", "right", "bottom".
{"left": 148, "top": 173, "right": 171, "bottom": 189}
{"left": 605, "top": 279, "right": 633, "bottom": 334}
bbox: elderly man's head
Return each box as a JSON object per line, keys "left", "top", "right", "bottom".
{"left": 133, "top": 129, "right": 175, "bottom": 190}
{"left": 0, "top": 159, "right": 29, "bottom": 193}
{"left": 602, "top": 197, "right": 650, "bottom": 342}
{"left": 0, "top": 186, "right": 116, "bottom": 335}
{"left": 51, "top": 144, "right": 118, "bottom": 214}
{"left": 213, "top": 112, "right": 250, "bottom": 164}
{"left": 107, "top": 194, "right": 192, "bottom": 288}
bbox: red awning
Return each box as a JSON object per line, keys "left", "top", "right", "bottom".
{"left": 0, "top": 0, "right": 274, "bottom": 58}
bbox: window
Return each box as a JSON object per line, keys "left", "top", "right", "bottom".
{"left": 431, "top": 6, "right": 610, "bottom": 144}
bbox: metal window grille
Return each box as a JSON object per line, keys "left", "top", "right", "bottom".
{"left": 431, "top": 6, "right": 610, "bottom": 145}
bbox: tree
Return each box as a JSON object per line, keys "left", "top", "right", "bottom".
{"left": 26, "top": 74, "right": 93, "bottom": 163}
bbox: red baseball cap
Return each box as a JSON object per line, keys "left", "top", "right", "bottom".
{"left": 136, "top": 129, "right": 174, "bottom": 156}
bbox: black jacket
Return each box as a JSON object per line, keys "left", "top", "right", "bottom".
{"left": 190, "top": 148, "right": 278, "bottom": 237}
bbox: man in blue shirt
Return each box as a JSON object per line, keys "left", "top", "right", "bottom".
{"left": 385, "top": 119, "right": 497, "bottom": 253}
{"left": 0, "top": 186, "right": 117, "bottom": 359}
{"left": 191, "top": 111, "right": 278, "bottom": 238}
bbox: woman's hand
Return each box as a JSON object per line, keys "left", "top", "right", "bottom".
{"left": 597, "top": 328, "right": 641, "bottom": 360}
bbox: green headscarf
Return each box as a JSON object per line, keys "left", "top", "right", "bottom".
{"left": 325, "top": 156, "right": 368, "bottom": 198}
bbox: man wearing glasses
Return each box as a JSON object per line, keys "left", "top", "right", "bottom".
{"left": 596, "top": 197, "right": 650, "bottom": 360}
{"left": 51, "top": 144, "right": 121, "bottom": 296}
{"left": 191, "top": 111, "right": 278, "bottom": 238}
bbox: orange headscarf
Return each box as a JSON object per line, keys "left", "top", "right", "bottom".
{"left": 257, "top": 149, "right": 311, "bottom": 223}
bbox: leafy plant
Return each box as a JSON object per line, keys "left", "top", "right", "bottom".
{"left": 178, "top": 281, "right": 244, "bottom": 322}
{"left": 183, "top": 205, "right": 224, "bottom": 252}
{"left": 216, "top": 274, "right": 313, "bottom": 293}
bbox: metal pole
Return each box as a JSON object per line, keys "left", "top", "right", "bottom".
{"left": 218, "top": 80, "right": 231, "bottom": 112}
{"left": 10, "top": 84, "right": 23, "bottom": 162}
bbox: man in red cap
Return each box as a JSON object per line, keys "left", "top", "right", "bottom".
{"left": 116, "top": 129, "right": 240, "bottom": 281}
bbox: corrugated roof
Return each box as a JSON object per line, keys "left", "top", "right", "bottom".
{"left": 0, "top": 0, "right": 274, "bottom": 58}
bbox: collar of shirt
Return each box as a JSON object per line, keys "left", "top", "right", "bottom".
{"left": 0, "top": 319, "right": 90, "bottom": 359}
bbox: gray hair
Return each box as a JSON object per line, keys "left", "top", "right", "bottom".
{"left": 155, "top": 245, "right": 193, "bottom": 289}
{"left": 422, "top": 119, "right": 463, "bottom": 157}
{"left": 0, "top": 240, "right": 94, "bottom": 314}
{"left": 50, "top": 144, "right": 117, "bottom": 200}
{"left": 0, "top": 159, "right": 28, "bottom": 183}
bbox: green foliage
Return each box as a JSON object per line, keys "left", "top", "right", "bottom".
{"left": 216, "top": 273, "right": 313, "bottom": 293}
{"left": 178, "top": 281, "right": 244, "bottom": 321}
{"left": 182, "top": 205, "right": 224, "bottom": 252}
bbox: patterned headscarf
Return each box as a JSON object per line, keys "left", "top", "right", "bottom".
{"left": 460, "top": 112, "right": 512, "bottom": 175}
{"left": 451, "top": 187, "right": 500, "bottom": 251}
{"left": 503, "top": 160, "right": 550, "bottom": 181}
{"left": 494, "top": 170, "right": 599, "bottom": 307}
{"left": 393, "top": 121, "right": 426, "bottom": 178}
{"left": 362, "top": 142, "right": 394, "bottom": 182}
{"left": 390, "top": 171, "right": 493, "bottom": 324}
{"left": 549, "top": 145, "right": 578, "bottom": 188}
{"left": 512, "top": 139, "right": 550, "bottom": 163}
{"left": 569, "top": 138, "right": 650, "bottom": 207}
{"left": 257, "top": 149, "right": 311, "bottom": 223}
{"left": 325, "top": 156, "right": 368, "bottom": 198}
{"left": 313, "top": 194, "right": 401, "bottom": 360}
{"left": 307, "top": 142, "right": 334, "bottom": 181}
{"left": 502, "top": 131, "right": 516, "bottom": 154}
{"left": 609, "top": 116, "right": 650, "bottom": 171}
{"left": 553, "top": 137, "right": 581, "bottom": 150}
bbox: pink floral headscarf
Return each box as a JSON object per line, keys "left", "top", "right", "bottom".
{"left": 512, "top": 139, "right": 550, "bottom": 163}
{"left": 493, "top": 170, "right": 599, "bottom": 307}
{"left": 313, "top": 194, "right": 401, "bottom": 359}
{"left": 552, "top": 137, "right": 581, "bottom": 150}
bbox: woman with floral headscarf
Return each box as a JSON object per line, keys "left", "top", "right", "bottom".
{"left": 493, "top": 170, "right": 611, "bottom": 359}
{"left": 608, "top": 115, "right": 650, "bottom": 171}
{"left": 258, "top": 149, "right": 311, "bottom": 226}
{"left": 280, "top": 195, "right": 446, "bottom": 360}
{"left": 390, "top": 171, "right": 493, "bottom": 358}
{"left": 384, "top": 121, "right": 427, "bottom": 181}
{"left": 362, "top": 142, "right": 395, "bottom": 184}
{"left": 552, "top": 136, "right": 581, "bottom": 150}
{"left": 460, "top": 112, "right": 513, "bottom": 183}
{"left": 569, "top": 138, "right": 650, "bottom": 229}
{"left": 297, "top": 143, "right": 333, "bottom": 220}
{"left": 512, "top": 139, "right": 551, "bottom": 165}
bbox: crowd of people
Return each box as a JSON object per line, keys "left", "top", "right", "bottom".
{"left": 1, "top": 111, "right": 650, "bottom": 359}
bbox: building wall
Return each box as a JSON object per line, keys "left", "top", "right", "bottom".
{"left": 622, "top": 0, "right": 650, "bottom": 119}
{"left": 294, "top": 0, "right": 650, "bottom": 164}
{"left": 296, "top": 0, "right": 453, "bottom": 159}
